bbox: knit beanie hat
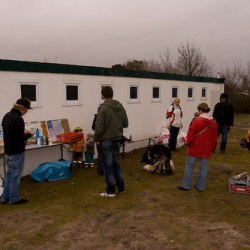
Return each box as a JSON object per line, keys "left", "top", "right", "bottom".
{"left": 220, "top": 93, "right": 228, "bottom": 100}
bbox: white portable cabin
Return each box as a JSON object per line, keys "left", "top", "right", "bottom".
{"left": 0, "top": 59, "right": 224, "bottom": 176}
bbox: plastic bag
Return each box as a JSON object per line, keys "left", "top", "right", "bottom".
{"left": 31, "top": 160, "right": 72, "bottom": 182}
{"left": 176, "top": 131, "right": 187, "bottom": 148}
{"left": 156, "top": 127, "right": 170, "bottom": 145}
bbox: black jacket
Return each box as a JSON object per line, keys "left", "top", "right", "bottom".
{"left": 213, "top": 101, "right": 234, "bottom": 126}
{"left": 2, "top": 108, "right": 32, "bottom": 155}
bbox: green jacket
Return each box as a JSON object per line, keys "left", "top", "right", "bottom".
{"left": 94, "top": 100, "right": 128, "bottom": 142}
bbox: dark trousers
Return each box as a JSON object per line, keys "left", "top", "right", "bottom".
{"left": 217, "top": 124, "right": 229, "bottom": 151}
{"left": 169, "top": 125, "right": 180, "bottom": 151}
{"left": 96, "top": 144, "right": 104, "bottom": 175}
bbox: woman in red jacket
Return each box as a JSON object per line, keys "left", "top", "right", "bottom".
{"left": 178, "top": 103, "right": 218, "bottom": 191}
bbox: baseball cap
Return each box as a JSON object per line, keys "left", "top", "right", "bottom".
{"left": 16, "top": 98, "right": 33, "bottom": 110}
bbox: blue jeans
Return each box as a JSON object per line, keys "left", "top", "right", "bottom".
{"left": 181, "top": 155, "right": 208, "bottom": 190}
{"left": 217, "top": 124, "right": 229, "bottom": 151}
{"left": 169, "top": 125, "right": 180, "bottom": 150}
{"left": 1, "top": 152, "right": 25, "bottom": 203}
{"left": 99, "top": 140, "right": 124, "bottom": 194}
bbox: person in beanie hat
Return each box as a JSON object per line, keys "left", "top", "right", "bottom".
{"left": 1, "top": 98, "right": 34, "bottom": 204}
{"left": 84, "top": 133, "right": 95, "bottom": 168}
{"left": 212, "top": 93, "right": 234, "bottom": 154}
{"left": 71, "top": 126, "right": 85, "bottom": 167}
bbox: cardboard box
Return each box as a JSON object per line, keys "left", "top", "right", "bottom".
{"left": 229, "top": 176, "right": 250, "bottom": 194}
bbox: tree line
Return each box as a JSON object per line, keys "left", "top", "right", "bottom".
{"left": 112, "top": 42, "right": 250, "bottom": 113}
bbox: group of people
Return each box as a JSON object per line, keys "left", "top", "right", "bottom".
{"left": 166, "top": 93, "right": 234, "bottom": 191}
{"left": 71, "top": 127, "right": 95, "bottom": 168}
{"left": 1, "top": 89, "right": 234, "bottom": 205}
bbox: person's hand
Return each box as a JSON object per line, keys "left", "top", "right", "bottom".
{"left": 228, "top": 126, "right": 233, "bottom": 131}
{"left": 25, "top": 129, "right": 34, "bottom": 136}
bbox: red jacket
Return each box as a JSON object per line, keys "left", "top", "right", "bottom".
{"left": 187, "top": 114, "right": 218, "bottom": 158}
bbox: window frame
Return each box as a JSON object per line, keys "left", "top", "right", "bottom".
{"left": 17, "top": 78, "right": 42, "bottom": 108}
{"left": 63, "top": 81, "right": 82, "bottom": 107}
{"left": 151, "top": 85, "right": 162, "bottom": 103}
{"left": 171, "top": 86, "right": 178, "bottom": 99}
{"left": 201, "top": 87, "right": 207, "bottom": 100}
{"left": 187, "top": 86, "right": 194, "bottom": 101}
{"left": 128, "top": 83, "right": 140, "bottom": 104}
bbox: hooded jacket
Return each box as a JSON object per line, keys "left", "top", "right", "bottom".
{"left": 2, "top": 108, "right": 32, "bottom": 155}
{"left": 166, "top": 103, "right": 183, "bottom": 128}
{"left": 94, "top": 100, "right": 129, "bottom": 142}
{"left": 186, "top": 113, "right": 218, "bottom": 158}
{"left": 212, "top": 93, "right": 234, "bottom": 126}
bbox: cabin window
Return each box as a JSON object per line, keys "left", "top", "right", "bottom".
{"left": 151, "top": 86, "right": 161, "bottom": 103}
{"left": 187, "top": 87, "right": 194, "bottom": 101}
{"left": 202, "top": 87, "right": 207, "bottom": 99}
{"left": 172, "top": 87, "right": 178, "bottom": 98}
{"left": 66, "top": 85, "right": 78, "bottom": 100}
{"left": 18, "top": 79, "right": 41, "bottom": 108}
{"left": 128, "top": 84, "right": 140, "bottom": 103}
{"left": 188, "top": 87, "right": 193, "bottom": 98}
{"left": 21, "top": 84, "right": 36, "bottom": 101}
{"left": 63, "top": 82, "right": 82, "bottom": 106}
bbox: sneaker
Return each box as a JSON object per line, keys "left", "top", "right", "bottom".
{"left": 178, "top": 186, "right": 189, "bottom": 191}
{"left": 100, "top": 192, "right": 115, "bottom": 197}
{"left": 220, "top": 150, "right": 225, "bottom": 154}
{"left": 194, "top": 185, "right": 203, "bottom": 191}
{"left": 120, "top": 191, "right": 125, "bottom": 194}
{"left": 11, "top": 199, "right": 29, "bottom": 205}
{"left": 1, "top": 199, "right": 9, "bottom": 204}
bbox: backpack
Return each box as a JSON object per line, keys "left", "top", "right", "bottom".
{"left": 166, "top": 104, "right": 182, "bottom": 119}
{"left": 240, "top": 138, "right": 247, "bottom": 148}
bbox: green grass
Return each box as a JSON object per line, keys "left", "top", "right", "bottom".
{"left": 1, "top": 114, "right": 250, "bottom": 249}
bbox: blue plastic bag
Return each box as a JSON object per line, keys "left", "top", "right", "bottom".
{"left": 31, "top": 160, "right": 72, "bottom": 182}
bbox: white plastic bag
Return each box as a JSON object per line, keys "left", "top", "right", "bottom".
{"left": 156, "top": 126, "right": 170, "bottom": 146}
{"left": 176, "top": 131, "right": 187, "bottom": 148}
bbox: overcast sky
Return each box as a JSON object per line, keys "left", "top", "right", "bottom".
{"left": 0, "top": 0, "right": 249, "bottom": 73}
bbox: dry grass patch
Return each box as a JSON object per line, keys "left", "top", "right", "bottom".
{"left": 1, "top": 114, "right": 250, "bottom": 249}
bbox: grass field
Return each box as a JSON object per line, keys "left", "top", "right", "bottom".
{"left": 1, "top": 114, "right": 250, "bottom": 250}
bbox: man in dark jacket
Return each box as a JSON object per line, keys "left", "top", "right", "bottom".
{"left": 212, "top": 93, "right": 234, "bottom": 154}
{"left": 94, "top": 86, "right": 129, "bottom": 197}
{"left": 1, "top": 98, "right": 34, "bottom": 204}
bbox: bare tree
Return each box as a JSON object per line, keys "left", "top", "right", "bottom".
{"left": 141, "top": 59, "right": 163, "bottom": 72}
{"left": 114, "top": 41, "right": 214, "bottom": 76}
{"left": 221, "top": 63, "right": 250, "bottom": 113}
{"left": 174, "top": 42, "right": 214, "bottom": 77}
{"left": 112, "top": 59, "right": 163, "bottom": 72}
{"left": 160, "top": 47, "right": 175, "bottom": 74}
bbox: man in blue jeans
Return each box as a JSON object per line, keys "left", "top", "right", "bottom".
{"left": 94, "top": 86, "right": 129, "bottom": 197}
{"left": 1, "top": 98, "right": 34, "bottom": 205}
{"left": 212, "top": 93, "right": 234, "bottom": 154}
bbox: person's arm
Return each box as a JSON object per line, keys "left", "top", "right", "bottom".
{"left": 166, "top": 106, "right": 173, "bottom": 129}
{"left": 122, "top": 109, "right": 129, "bottom": 128}
{"left": 94, "top": 107, "right": 105, "bottom": 142}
